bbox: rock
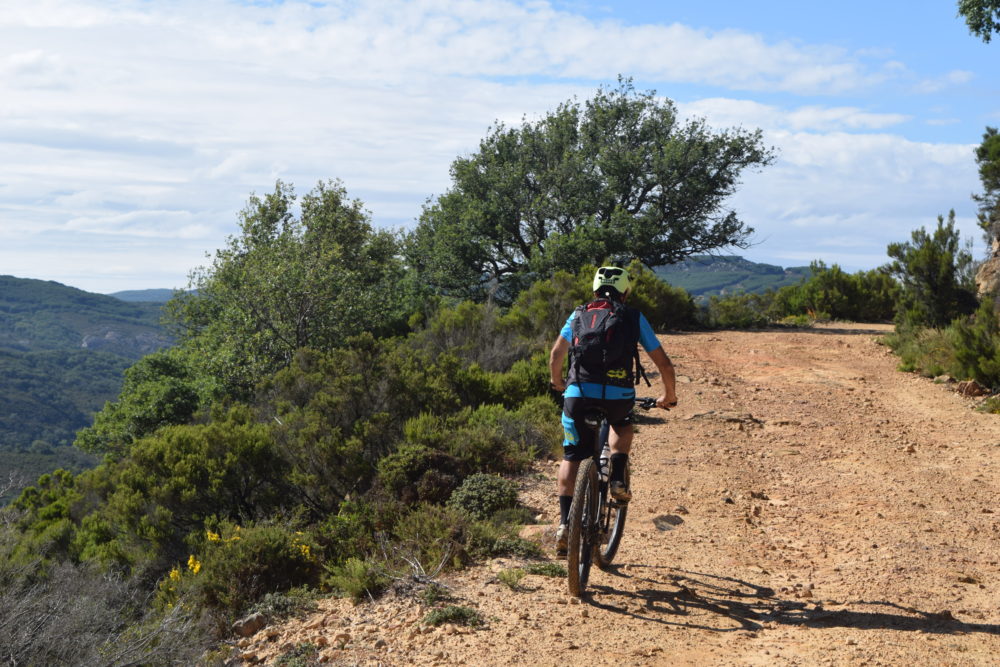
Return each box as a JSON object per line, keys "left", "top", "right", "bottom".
{"left": 334, "top": 632, "right": 351, "bottom": 645}
{"left": 232, "top": 612, "right": 267, "bottom": 638}
{"left": 374, "top": 638, "right": 388, "bottom": 649}
{"left": 957, "top": 380, "right": 988, "bottom": 397}
{"left": 933, "top": 374, "right": 956, "bottom": 384}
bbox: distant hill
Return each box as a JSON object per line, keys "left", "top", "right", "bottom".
{"left": 655, "top": 256, "right": 812, "bottom": 298}
{"left": 109, "top": 288, "right": 176, "bottom": 303}
{"left": 0, "top": 276, "right": 173, "bottom": 501}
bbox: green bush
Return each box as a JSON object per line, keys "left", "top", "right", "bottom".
{"left": 465, "top": 520, "right": 542, "bottom": 560}
{"left": 323, "top": 557, "right": 388, "bottom": 602}
{"left": 376, "top": 444, "right": 465, "bottom": 504}
{"left": 447, "top": 474, "right": 518, "bottom": 522}
{"left": 950, "top": 299, "right": 1000, "bottom": 388}
{"left": 423, "top": 605, "right": 483, "bottom": 627}
{"left": 498, "top": 568, "right": 526, "bottom": 591}
{"left": 174, "top": 522, "right": 322, "bottom": 618}
{"left": 391, "top": 504, "right": 468, "bottom": 574}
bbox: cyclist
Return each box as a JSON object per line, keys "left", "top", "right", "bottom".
{"left": 549, "top": 266, "right": 677, "bottom": 556}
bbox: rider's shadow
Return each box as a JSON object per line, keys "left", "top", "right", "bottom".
{"left": 585, "top": 568, "right": 1000, "bottom": 636}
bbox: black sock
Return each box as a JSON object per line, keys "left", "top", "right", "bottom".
{"left": 610, "top": 453, "right": 628, "bottom": 484}
{"left": 559, "top": 495, "right": 573, "bottom": 525}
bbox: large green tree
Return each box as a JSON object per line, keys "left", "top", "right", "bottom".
{"left": 887, "top": 211, "right": 978, "bottom": 328}
{"left": 168, "top": 180, "right": 414, "bottom": 397}
{"left": 958, "top": 0, "right": 1000, "bottom": 42}
{"left": 407, "top": 79, "right": 775, "bottom": 302}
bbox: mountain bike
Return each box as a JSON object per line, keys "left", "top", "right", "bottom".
{"left": 566, "top": 396, "right": 658, "bottom": 596}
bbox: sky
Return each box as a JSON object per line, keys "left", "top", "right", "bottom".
{"left": 0, "top": 0, "right": 996, "bottom": 294}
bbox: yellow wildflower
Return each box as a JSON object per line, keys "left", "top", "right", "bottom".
{"left": 168, "top": 567, "right": 181, "bottom": 582}
{"left": 206, "top": 530, "right": 221, "bottom": 542}
{"left": 187, "top": 554, "right": 202, "bottom": 574}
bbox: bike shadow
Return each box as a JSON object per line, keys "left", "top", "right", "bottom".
{"left": 583, "top": 566, "right": 1000, "bottom": 636}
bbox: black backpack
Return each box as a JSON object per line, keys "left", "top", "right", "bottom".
{"left": 568, "top": 298, "right": 648, "bottom": 396}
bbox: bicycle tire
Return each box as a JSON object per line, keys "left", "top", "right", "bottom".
{"left": 566, "top": 458, "right": 599, "bottom": 596}
{"left": 596, "top": 459, "right": 630, "bottom": 568}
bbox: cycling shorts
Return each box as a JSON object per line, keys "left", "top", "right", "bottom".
{"left": 561, "top": 396, "right": 634, "bottom": 462}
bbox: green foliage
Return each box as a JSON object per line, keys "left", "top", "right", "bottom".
{"left": 324, "top": 557, "right": 389, "bottom": 602}
{"left": 167, "top": 180, "right": 418, "bottom": 397}
{"left": 423, "top": 605, "right": 483, "bottom": 628}
{"left": 959, "top": 0, "right": 1000, "bottom": 42}
{"left": 446, "top": 473, "right": 518, "bottom": 522}
{"left": 74, "top": 409, "right": 290, "bottom": 572}
{"left": 627, "top": 261, "right": 698, "bottom": 330}
{"left": 974, "top": 126, "right": 1000, "bottom": 240}
{"left": 274, "top": 642, "right": 320, "bottom": 667}
{"left": 497, "top": 567, "right": 527, "bottom": 591}
{"left": 391, "top": 504, "right": 468, "bottom": 573}
{"left": 885, "top": 300, "right": 1000, "bottom": 389}
{"left": 160, "top": 521, "right": 321, "bottom": 618}
{"left": 376, "top": 444, "right": 465, "bottom": 504}
{"left": 75, "top": 347, "right": 216, "bottom": 457}
{"left": 407, "top": 78, "right": 774, "bottom": 303}
{"left": 464, "top": 520, "right": 542, "bottom": 560}
{"left": 699, "top": 261, "right": 900, "bottom": 328}
{"left": 523, "top": 562, "right": 567, "bottom": 577}
{"left": 950, "top": 300, "right": 1000, "bottom": 388}
{"left": 702, "top": 292, "right": 773, "bottom": 329}
{"left": 247, "top": 588, "right": 320, "bottom": 623}
{"left": 887, "top": 211, "right": 978, "bottom": 328}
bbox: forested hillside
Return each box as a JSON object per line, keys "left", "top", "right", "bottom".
{"left": 0, "top": 276, "right": 171, "bottom": 499}
{"left": 655, "top": 255, "right": 812, "bottom": 297}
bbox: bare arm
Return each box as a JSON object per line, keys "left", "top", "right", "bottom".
{"left": 647, "top": 346, "right": 678, "bottom": 409}
{"left": 549, "top": 335, "right": 569, "bottom": 392}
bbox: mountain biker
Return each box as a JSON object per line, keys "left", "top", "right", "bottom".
{"left": 549, "top": 266, "right": 678, "bottom": 557}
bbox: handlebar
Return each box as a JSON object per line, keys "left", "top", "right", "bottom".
{"left": 636, "top": 397, "right": 660, "bottom": 410}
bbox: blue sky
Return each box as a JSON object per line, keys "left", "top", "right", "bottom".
{"left": 0, "top": 0, "right": 996, "bottom": 293}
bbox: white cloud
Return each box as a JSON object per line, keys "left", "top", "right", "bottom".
{"left": 681, "top": 98, "right": 910, "bottom": 133}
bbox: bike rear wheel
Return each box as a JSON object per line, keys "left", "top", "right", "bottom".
{"left": 566, "top": 458, "right": 599, "bottom": 596}
{"left": 596, "top": 459, "right": 630, "bottom": 569}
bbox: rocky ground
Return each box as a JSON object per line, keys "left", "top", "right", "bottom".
{"left": 233, "top": 323, "right": 1000, "bottom": 666}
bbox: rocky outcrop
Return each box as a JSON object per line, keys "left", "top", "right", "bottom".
{"left": 975, "top": 238, "right": 1000, "bottom": 298}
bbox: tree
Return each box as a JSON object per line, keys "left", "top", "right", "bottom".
{"left": 973, "top": 127, "right": 1000, "bottom": 245}
{"left": 407, "top": 78, "right": 775, "bottom": 303}
{"left": 887, "top": 211, "right": 978, "bottom": 328}
{"left": 958, "top": 0, "right": 1000, "bottom": 42}
{"left": 167, "top": 180, "right": 415, "bottom": 397}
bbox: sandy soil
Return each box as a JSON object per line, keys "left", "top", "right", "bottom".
{"left": 234, "top": 323, "right": 1000, "bottom": 666}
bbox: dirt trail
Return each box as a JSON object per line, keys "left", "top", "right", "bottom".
{"left": 238, "top": 324, "right": 1000, "bottom": 666}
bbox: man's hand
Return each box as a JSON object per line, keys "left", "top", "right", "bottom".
{"left": 656, "top": 394, "right": 677, "bottom": 410}
{"left": 551, "top": 378, "right": 567, "bottom": 392}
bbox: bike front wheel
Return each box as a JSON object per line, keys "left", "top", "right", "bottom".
{"left": 566, "top": 458, "right": 599, "bottom": 596}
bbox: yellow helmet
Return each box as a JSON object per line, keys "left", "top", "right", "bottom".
{"left": 592, "top": 266, "right": 631, "bottom": 298}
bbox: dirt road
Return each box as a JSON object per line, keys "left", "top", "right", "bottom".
{"left": 240, "top": 324, "right": 1000, "bottom": 666}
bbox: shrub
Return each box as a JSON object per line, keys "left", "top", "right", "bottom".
{"left": 498, "top": 567, "right": 526, "bottom": 591}
{"left": 524, "top": 562, "right": 566, "bottom": 577}
{"left": 324, "top": 557, "right": 389, "bottom": 602}
{"left": 465, "top": 520, "right": 543, "bottom": 560}
{"left": 176, "top": 522, "right": 322, "bottom": 618}
{"left": 447, "top": 474, "right": 518, "bottom": 522}
{"left": 391, "top": 504, "right": 468, "bottom": 575}
{"left": 376, "top": 444, "right": 465, "bottom": 504}
{"left": 423, "top": 605, "right": 483, "bottom": 627}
